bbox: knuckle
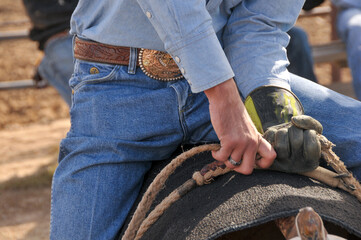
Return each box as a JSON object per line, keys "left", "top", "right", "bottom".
{"left": 226, "top": 137, "right": 239, "bottom": 147}
{"left": 270, "top": 150, "right": 277, "bottom": 160}
{"left": 244, "top": 135, "right": 257, "bottom": 145}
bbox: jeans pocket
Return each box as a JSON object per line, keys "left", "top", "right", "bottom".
{"left": 69, "top": 59, "right": 120, "bottom": 91}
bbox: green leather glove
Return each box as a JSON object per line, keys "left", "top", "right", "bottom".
{"left": 245, "top": 86, "right": 323, "bottom": 173}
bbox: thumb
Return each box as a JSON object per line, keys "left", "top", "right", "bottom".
{"left": 291, "top": 115, "right": 323, "bottom": 134}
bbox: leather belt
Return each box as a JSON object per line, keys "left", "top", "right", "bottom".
{"left": 73, "top": 37, "right": 183, "bottom": 81}
{"left": 74, "top": 37, "right": 138, "bottom": 66}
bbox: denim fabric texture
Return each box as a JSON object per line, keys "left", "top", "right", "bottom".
{"left": 287, "top": 27, "right": 318, "bottom": 83}
{"left": 38, "top": 34, "right": 73, "bottom": 106}
{"left": 332, "top": 0, "right": 361, "bottom": 8}
{"left": 335, "top": 6, "right": 361, "bottom": 100}
{"left": 50, "top": 59, "right": 219, "bottom": 239}
{"left": 70, "top": 0, "right": 305, "bottom": 96}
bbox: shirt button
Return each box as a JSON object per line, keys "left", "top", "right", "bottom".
{"left": 146, "top": 11, "right": 152, "bottom": 19}
{"left": 180, "top": 68, "right": 185, "bottom": 75}
{"left": 174, "top": 56, "right": 181, "bottom": 63}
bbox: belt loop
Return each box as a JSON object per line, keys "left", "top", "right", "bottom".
{"left": 128, "top": 47, "right": 138, "bottom": 74}
{"left": 72, "top": 35, "right": 76, "bottom": 64}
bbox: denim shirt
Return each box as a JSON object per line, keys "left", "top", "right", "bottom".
{"left": 70, "top": 0, "right": 304, "bottom": 97}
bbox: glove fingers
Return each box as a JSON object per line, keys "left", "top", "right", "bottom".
{"left": 288, "top": 125, "right": 303, "bottom": 157}
{"left": 291, "top": 115, "right": 323, "bottom": 134}
{"left": 274, "top": 128, "right": 289, "bottom": 160}
{"left": 263, "top": 127, "right": 276, "bottom": 146}
{"left": 303, "top": 129, "right": 321, "bottom": 164}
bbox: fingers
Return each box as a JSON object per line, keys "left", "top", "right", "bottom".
{"left": 212, "top": 138, "right": 254, "bottom": 174}
{"left": 255, "top": 137, "right": 276, "bottom": 169}
{"left": 303, "top": 129, "right": 321, "bottom": 162}
{"left": 236, "top": 137, "right": 259, "bottom": 175}
{"left": 288, "top": 125, "right": 303, "bottom": 157}
{"left": 291, "top": 115, "right": 323, "bottom": 134}
{"left": 211, "top": 141, "right": 232, "bottom": 162}
{"left": 274, "top": 128, "right": 289, "bottom": 160}
{"left": 212, "top": 134, "right": 275, "bottom": 174}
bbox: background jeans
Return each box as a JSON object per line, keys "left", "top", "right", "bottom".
{"left": 336, "top": 7, "right": 361, "bottom": 100}
{"left": 287, "top": 27, "right": 318, "bottom": 83}
{"left": 50, "top": 59, "right": 361, "bottom": 239}
{"left": 38, "top": 34, "right": 73, "bottom": 106}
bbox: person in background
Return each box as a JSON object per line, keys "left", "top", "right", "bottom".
{"left": 286, "top": 0, "right": 326, "bottom": 83}
{"left": 22, "top": 0, "right": 78, "bottom": 106}
{"left": 332, "top": 0, "right": 361, "bottom": 100}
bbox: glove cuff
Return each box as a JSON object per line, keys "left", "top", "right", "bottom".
{"left": 245, "top": 86, "right": 304, "bottom": 134}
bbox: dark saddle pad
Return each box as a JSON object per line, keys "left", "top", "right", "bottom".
{"left": 119, "top": 149, "right": 361, "bottom": 240}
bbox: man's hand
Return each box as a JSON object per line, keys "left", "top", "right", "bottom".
{"left": 204, "top": 79, "right": 276, "bottom": 175}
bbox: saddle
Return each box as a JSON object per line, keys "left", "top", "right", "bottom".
{"left": 119, "top": 148, "right": 361, "bottom": 240}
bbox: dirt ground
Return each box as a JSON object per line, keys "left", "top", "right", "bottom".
{"left": 0, "top": 1, "right": 357, "bottom": 240}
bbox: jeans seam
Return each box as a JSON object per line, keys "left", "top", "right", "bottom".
{"left": 49, "top": 170, "right": 56, "bottom": 238}
{"left": 88, "top": 166, "right": 101, "bottom": 239}
{"left": 170, "top": 84, "right": 188, "bottom": 141}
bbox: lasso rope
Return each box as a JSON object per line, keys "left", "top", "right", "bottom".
{"left": 122, "top": 135, "right": 361, "bottom": 240}
{"left": 121, "top": 144, "right": 221, "bottom": 240}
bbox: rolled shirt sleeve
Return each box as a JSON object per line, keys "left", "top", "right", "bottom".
{"left": 223, "top": 0, "right": 305, "bottom": 98}
{"left": 136, "top": 0, "right": 234, "bottom": 93}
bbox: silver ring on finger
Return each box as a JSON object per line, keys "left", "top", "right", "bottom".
{"left": 228, "top": 156, "right": 241, "bottom": 166}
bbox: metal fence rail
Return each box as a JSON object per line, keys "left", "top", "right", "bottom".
{"left": 0, "top": 29, "right": 29, "bottom": 41}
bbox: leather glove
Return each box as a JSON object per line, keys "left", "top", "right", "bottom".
{"left": 245, "top": 86, "right": 323, "bottom": 173}
{"left": 264, "top": 115, "right": 322, "bottom": 173}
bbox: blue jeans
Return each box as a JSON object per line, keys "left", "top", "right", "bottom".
{"left": 287, "top": 27, "right": 318, "bottom": 83}
{"left": 336, "top": 7, "right": 361, "bottom": 100}
{"left": 38, "top": 34, "right": 73, "bottom": 106}
{"left": 50, "top": 59, "right": 361, "bottom": 239}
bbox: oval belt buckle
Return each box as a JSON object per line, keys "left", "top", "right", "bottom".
{"left": 138, "top": 48, "right": 183, "bottom": 81}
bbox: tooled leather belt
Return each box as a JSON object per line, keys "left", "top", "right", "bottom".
{"left": 73, "top": 37, "right": 183, "bottom": 81}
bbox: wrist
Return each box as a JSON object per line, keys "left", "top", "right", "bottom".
{"left": 204, "top": 78, "right": 240, "bottom": 104}
{"left": 244, "top": 86, "right": 304, "bottom": 133}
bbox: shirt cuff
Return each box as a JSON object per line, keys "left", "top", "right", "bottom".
{"left": 168, "top": 30, "right": 235, "bottom": 93}
{"left": 231, "top": 56, "right": 291, "bottom": 98}
{"left": 237, "top": 77, "right": 292, "bottom": 99}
